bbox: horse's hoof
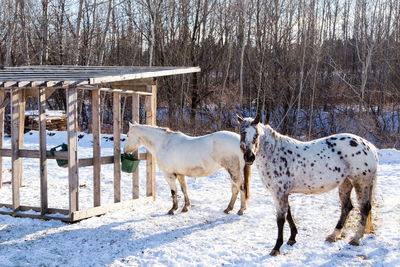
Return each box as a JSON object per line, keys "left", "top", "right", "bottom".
{"left": 269, "top": 250, "right": 280, "bottom": 256}
{"left": 181, "top": 206, "right": 189, "bottom": 213}
{"left": 349, "top": 239, "right": 360, "bottom": 246}
{"left": 237, "top": 209, "right": 245, "bottom": 216}
{"left": 287, "top": 239, "right": 296, "bottom": 246}
{"left": 325, "top": 235, "right": 337, "bottom": 243}
{"left": 224, "top": 208, "right": 232, "bottom": 214}
{"left": 168, "top": 209, "right": 176, "bottom": 215}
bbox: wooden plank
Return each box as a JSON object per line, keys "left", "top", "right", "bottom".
{"left": 113, "top": 92, "right": 121, "bottom": 203}
{"left": 0, "top": 210, "right": 72, "bottom": 222}
{"left": 11, "top": 89, "right": 21, "bottom": 210}
{"left": 150, "top": 83, "right": 157, "bottom": 200}
{"left": 70, "top": 200, "right": 136, "bottom": 222}
{"left": 0, "top": 91, "right": 4, "bottom": 188}
{"left": 80, "top": 86, "right": 152, "bottom": 95}
{"left": 0, "top": 149, "right": 67, "bottom": 159}
{"left": 132, "top": 94, "right": 140, "bottom": 199}
{"left": 145, "top": 84, "right": 157, "bottom": 200}
{"left": 89, "top": 66, "right": 201, "bottom": 84}
{"left": 0, "top": 149, "right": 146, "bottom": 162}
{"left": 0, "top": 203, "right": 68, "bottom": 215}
{"left": 67, "top": 87, "right": 79, "bottom": 213}
{"left": 39, "top": 88, "right": 48, "bottom": 215}
{"left": 18, "top": 89, "right": 25, "bottom": 187}
{"left": 92, "top": 90, "right": 101, "bottom": 207}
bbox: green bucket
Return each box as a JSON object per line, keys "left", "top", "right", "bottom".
{"left": 50, "top": 143, "right": 68, "bottom": 168}
{"left": 121, "top": 153, "right": 140, "bottom": 173}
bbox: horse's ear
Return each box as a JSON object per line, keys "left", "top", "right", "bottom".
{"left": 237, "top": 114, "right": 244, "bottom": 123}
{"left": 252, "top": 114, "right": 260, "bottom": 125}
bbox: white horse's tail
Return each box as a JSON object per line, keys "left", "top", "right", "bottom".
{"left": 244, "top": 165, "right": 252, "bottom": 201}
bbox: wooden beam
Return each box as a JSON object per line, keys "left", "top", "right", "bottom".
{"left": 39, "top": 88, "right": 48, "bottom": 215}
{"left": 11, "top": 89, "right": 21, "bottom": 210}
{"left": 0, "top": 203, "right": 69, "bottom": 215}
{"left": 92, "top": 90, "right": 101, "bottom": 207}
{"left": 0, "top": 149, "right": 146, "bottom": 161}
{"left": 18, "top": 89, "right": 25, "bottom": 187}
{"left": 113, "top": 92, "right": 121, "bottom": 203}
{"left": 0, "top": 91, "right": 4, "bottom": 188}
{"left": 79, "top": 86, "right": 152, "bottom": 95}
{"left": 145, "top": 84, "right": 157, "bottom": 200}
{"left": 67, "top": 87, "right": 79, "bottom": 213}
{"left": 132, "top": 94, "right": 140, "bottom": 199}
{"left": 89, "top": 66, "right": 201, "bottom": 84}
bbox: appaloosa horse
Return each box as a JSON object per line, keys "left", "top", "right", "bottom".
{"left": 237, "top": 115, "right": 378, "bottom": 256}
{"left": 124, "top": 122, "right": 252, "bottom": 215}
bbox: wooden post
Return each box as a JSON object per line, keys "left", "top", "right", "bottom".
{"left": 131, "top": 94, "right": 139, "bottom": 199}
{"left": 113, "top": 92, "right": 121, "bottom": 203}
{"left": 19, "top": 89, "right": 25, "bottom": 187}
{"left": 38, "top": 87, "right": 48, "bottom": 214}
{"left": 11, "top": 89, "right": 22, "bottom": 210}
{"left": 0, "top": 91, "right": 4, "bottom": 188}
{"left": 67, "top": 87, "right": 79, "bottom": 214}
{"left": 145, "top": 83, "right": 157, "bottom": 200}
{"left": 92, "top": 90, "right": 101, "bottom": 207}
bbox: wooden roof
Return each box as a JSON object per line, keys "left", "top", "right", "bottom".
{"left": 0, "top": 65, "right": 200, "bottom": 88}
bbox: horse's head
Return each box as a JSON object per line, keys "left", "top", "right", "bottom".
{"left": 237, "top": 114, "right": 262, "bottom": 165}
{"left": 124, "top": 122, "right": 140, "bottom": 154}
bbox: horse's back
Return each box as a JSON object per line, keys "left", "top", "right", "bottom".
{"left": 276, "top": 132, "right": 378, "bottom": 194}
{"left": 318, "top": 133, "right": 378, "bottom": 175}
{"left": 158, "top": 131, "right": 240, "bottom": 176}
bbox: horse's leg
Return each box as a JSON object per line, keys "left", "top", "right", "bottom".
{"left": 177, "top": 174, "right": 191, "bottom": 212}
{"left": 270, "top": 194, "right": 289, "bottom": 256}
{"left": 326, "top": 178, "right": 353, "bottom": 242}
{"left": 237, "top": 169, "right": 249, "bottom": 216}
{"left": 224, "top": 180, "right": 239, "bottom": 214}
{"left": 349, "top": 179, "right": 373, "bottom": 246}
{"left": 286, "top": 204, "right": 297, "bottom": 246}
{"left": 223, "top": 169, "right": 241, "bottom": 214}
{"left": 165, "top": 173, "right": 179, "bottom": 215}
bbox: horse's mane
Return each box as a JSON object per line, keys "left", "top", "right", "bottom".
{"left": 140, "top": 124, "right": 182, "bottom": 135}
{"left": 263, "top": 124, "right": 301, "bottom": 144}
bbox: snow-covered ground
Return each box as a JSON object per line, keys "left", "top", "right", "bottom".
{"left": 0, "top": 131, "right": 399, "bottom": 266}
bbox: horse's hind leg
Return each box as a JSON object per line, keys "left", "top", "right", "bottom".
{"left": 177, "top": 174, "right": 191, "bottom": 212}
{"left": 286, "top": 204, "right": 297, "bottom": 246}
{"left": 165, "top": 173, "right": 179, "bottom": 215}
{"left": 349, "top": 179, "right": 373, "bottom": 246}
{"left": 326, "top": 178, "right": 353, "bottom": 242}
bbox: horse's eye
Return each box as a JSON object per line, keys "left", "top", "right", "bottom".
{"left": 240, "top": 143, "right": 246, "bottom": 151}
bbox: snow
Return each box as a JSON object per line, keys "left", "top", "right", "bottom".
{"left": 0, "top": 131, "right": 399, "bottom": 266}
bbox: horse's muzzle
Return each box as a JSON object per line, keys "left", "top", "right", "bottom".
{"left": 244, "top": 151, "right": 255, "bottom": 165}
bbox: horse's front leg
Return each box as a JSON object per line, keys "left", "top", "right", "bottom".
{"left": 177, "top": 174, "right": 191, "bottom": 212}
{"left": 165, "top": 173, "right": 179, "bottom": 215}
{"left": 224, "top": 180, "right": 239, "bottom": 214}
{"left": 270, "top": 194, "right": 289, "bottom": 256}
{"left": 224, "top": 168, "right": 245, "bottom": 214}
{"left": 237, "top": 180, "right": 248, "bottom": 215}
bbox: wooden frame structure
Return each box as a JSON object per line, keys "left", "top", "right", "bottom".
{"left": 0, "top": 66, "right": 200, "bottom": 222}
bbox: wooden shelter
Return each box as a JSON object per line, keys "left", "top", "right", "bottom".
{"left": 0, "top": 65, "right": 200, "bottom": 222}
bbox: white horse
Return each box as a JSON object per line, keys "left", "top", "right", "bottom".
{"left": 237, "top": 115, "right": 378, "bottom": 256}
{"left": 124, "top": 122, "right": 252, "bottom": 215}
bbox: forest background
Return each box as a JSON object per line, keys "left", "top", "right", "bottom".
{"left": 1, "top": 0, "right": 399, "bottom": 148}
